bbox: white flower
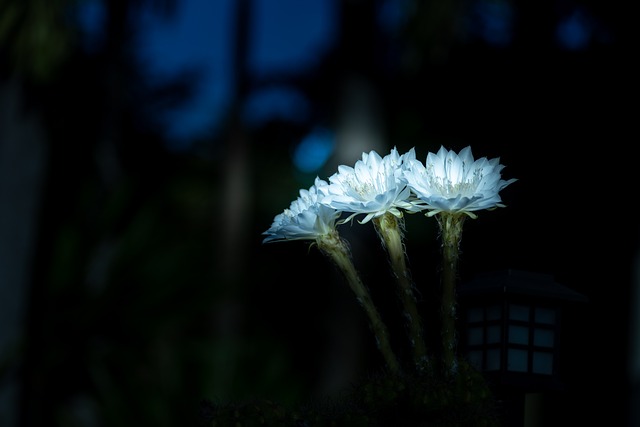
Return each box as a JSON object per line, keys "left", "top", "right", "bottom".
{"left": 400, "top": 146, "right": 517, "bottom": 218}
{"left": 321, "top": 147, "right": 421, "bottom": 224}
{"left": 262, "top": 177, "right": 342, "bottom": 243}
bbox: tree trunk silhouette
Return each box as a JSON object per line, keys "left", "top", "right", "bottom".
{"left": 0, "top": 75, "right": 49, "bottom": 427}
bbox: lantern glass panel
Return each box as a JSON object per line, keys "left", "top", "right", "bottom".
{"left": 486, "top": 349, "right": 501, "bottom": 371}
{"left": 532, "top": 351, "right": 553, "bottom": 375}
{"left": 533, "top": 328, "right": 554, "bottom": 347}
{"left": 487, "top": 325, "right": 501, "bottom": 344}
{"left": 468, "top": 307, "right": 483, "bottom": 322}
{"left": 507, "top": 349, "right": 528, "bottom": 372}
{"left": 468, "top": 350, "right": 483, "bottom": 370}
{"left": 468, "top": 327, "right": 483, "bottom": 345}
{"left": 508, "top": 325, "right": 529, "bottom": 345}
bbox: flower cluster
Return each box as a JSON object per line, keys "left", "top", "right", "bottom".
{"left": 263, "top": 145, "right": 517, "bottom": 375}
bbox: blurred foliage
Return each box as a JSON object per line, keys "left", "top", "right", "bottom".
{"left": 0, "top": 0, "right": 77, "bottom": 82}
{"left": 0, "top": 0, "right": 631, "bottom": 425}
{"left": 35, "top": 156, "right": 309, "bottom": 426}
{"left": 0, "top": 0, "right": 316, "bottom": 425}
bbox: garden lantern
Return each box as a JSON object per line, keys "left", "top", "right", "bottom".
{"left": 458, "top": 269, "right": 587, "bottom": 391}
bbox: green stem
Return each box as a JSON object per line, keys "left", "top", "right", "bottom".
{"left": 373, "top": 213, "right": 427, "bottom": 368}
{"left": 317, "top": 231, "right": 401, "bottom": 375}
{"left": 437, "top": 212, "right": 466, "bottom": 376}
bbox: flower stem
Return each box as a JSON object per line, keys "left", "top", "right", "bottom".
{"left": 373, "top": 213, "right": 427, "bottom": 369}
{"left": 317, "top": 231, "right": 401, "bottom": 375}
{"left": 437, "top": 212, "right": 466, "bottom": 376}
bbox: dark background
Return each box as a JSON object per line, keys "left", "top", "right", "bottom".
{"left": 0, "top": 0, "right": 635, "bottom": 426}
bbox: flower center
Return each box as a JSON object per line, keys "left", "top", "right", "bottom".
{"left": 345, "top": 174, "right": 377, "bottom": 198}
{"left": 427, "top": 164, "right": 483, "bottom": 197}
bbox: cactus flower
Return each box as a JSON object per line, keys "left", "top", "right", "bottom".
{"left": 400, "top": 146, "right": 517, "bottom": 218}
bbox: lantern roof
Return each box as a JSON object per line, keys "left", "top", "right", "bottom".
{"left": 459, "top": 269, "right": 588, "bottom": 303}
